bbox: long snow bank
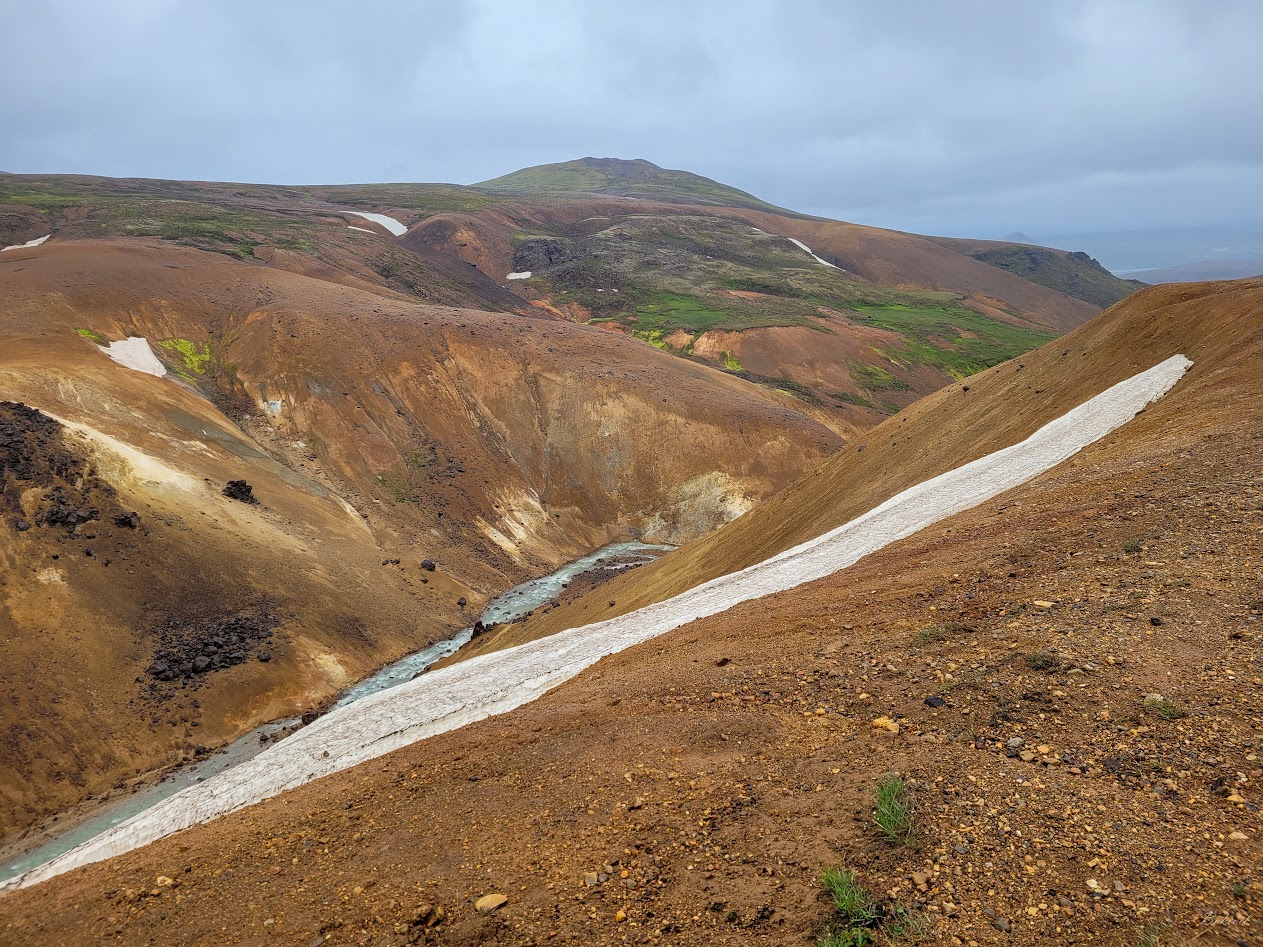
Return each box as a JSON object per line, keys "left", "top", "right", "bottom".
{"left": 1, "top": 234, "right": 50, "bottom": 252}
{"left": 0, "top": 355, "right": 1191, "bottom": 893}
{"left": 506, "top": 271, "right": 532, "bottom": 280}
{"left": 98, "top": 338, "right": 167, "bottom": 377}
{"left": 786, "top": 236, "right": 841, "bottom": 269}
{"left": 344, "top": 211, "right": 407, "bottom": 236}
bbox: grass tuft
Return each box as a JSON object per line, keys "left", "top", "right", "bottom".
{"left": 1144, "top": 695, "right": 1188, "bottom": 720}
{"left": 873, "top": 775, "right": 916, "bottom": 846}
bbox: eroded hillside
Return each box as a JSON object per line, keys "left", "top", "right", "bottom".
{"left": 0, "top": 237, "right": 841, "bottom": 840}
{"left": 2, "top": 280, "right": 1256, "bottom": 946}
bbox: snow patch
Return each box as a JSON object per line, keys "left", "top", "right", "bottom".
{"left": 344, "top": 211, "right": 407, "bottom": 236}
{"left": 506, "top": 271, "right": 532, "bottom": 280}
{"left": 1, "top": 234, "right": 50, "bottom": 252}
{"left": 0, "top": 355, "right": 1192, "bottom": 892}
{"left": 346, "top": 226, "right": 376, "bottom": 235}
{"left": 785, "top": 236, "right": 841, "bottom": 269}
{"left": 98, "top": 337, "right": 167, "bottom": 377}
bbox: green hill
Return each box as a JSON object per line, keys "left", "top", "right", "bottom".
{"left": 476, "top": 157, "right": 792, "bottom": 214}
{"left": 933, "top": 237, "right": 1146, "bottom": 308}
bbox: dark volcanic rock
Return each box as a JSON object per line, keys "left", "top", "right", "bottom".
{"left": 511, "top": 238, "right": 573, "bottom": 273}
{"left": 114, "top": 511, "right": 141, "bottom": 528}
{"left": 222, "top": 480, "right": 258, "bottom": 504}
{"left": 420, "top": 559, "right": 436, "bottom": 572}
{"left": 146, "top": 609, "right": 281, "bottom": 690}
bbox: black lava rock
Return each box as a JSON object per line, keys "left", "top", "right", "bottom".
{"left": 222, "top": 480, "right": 258, "bottom": 504}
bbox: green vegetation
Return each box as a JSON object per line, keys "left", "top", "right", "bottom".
{"left": 1123, "top": 539, "right": 1143, "bottom": 554}
{"left": 873, "top": 775, "right": 916, "bottom": 846}
{"left": 819, "top": 869, "right": 881, "bottom": 946}
{"left": 852, "top": 362, "right": 910, "bottom": 392}
{"left": 852, "top": 304, "right": 1056, "bottom": 379}
{"left": 1145, "top": 695, "right": 1188, "bottom": 720}
{"left": 74, "top": 327, "right": 108, "bottom": 346}
{"left": 159, "top": 338, "right": 212, "bottom": 375}
{"left": 721, "top": 350, "right": 743, "bottom": 371}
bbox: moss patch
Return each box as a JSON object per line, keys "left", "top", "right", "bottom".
{"left": 159, "top": 338, "right": 213, "bottom": 375}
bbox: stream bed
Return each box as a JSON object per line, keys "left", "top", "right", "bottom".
{"left": 0, "top": 540, "right": 671, "bottom": 883}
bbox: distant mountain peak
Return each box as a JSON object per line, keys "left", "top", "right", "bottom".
{"left": 1001, "top": 231, "right": 1035, "bottom": 244}
{"left": 476, "top": 157, "right": 791, "bottom": 214}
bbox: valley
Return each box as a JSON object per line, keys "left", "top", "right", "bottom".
{"left": 2, "top": 159, "right": 1257, "bottom": 947}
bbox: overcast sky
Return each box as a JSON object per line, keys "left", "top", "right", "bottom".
{"left": 3, "top": 0, "right": 1261, "bottom": 238}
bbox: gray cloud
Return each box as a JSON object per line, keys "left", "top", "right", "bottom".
{"left": 3, "top": 0, "right": 1260, "bottom": 237}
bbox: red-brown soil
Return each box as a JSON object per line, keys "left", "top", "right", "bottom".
{"left": 1, "top": 282, "right": 1257, "bottom": 945}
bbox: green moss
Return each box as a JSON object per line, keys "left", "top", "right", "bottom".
{"left": 852, "top": 362, "right": 910, "bottom": 391}
{"left": 74, "top": 327, "right": 108, "bottom": 346}
{"left": 721, "top": 350, "right": 743, "bottom": 371}
{"left": 159, "top": 338, "right": 212, "bottom": 374}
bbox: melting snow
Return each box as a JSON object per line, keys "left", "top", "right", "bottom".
{"left": 1, "top": 234, "right": 50, "bottom": 252}
{"left": 346, "top": 226, "right": 376, "bottom": 235}
{"left": 785, "top": 236, "right": 841, "bottom": 269}
{"left": 344, "top": 211, "right": 407, "bottom": 236}
{"left": 0, "top": 354, "right": 1193, "bottom": 892}
{"left": 98, "top": 338, "right": 167, "bottom": 377}
{"left": 506, "top": 271, "right": 532, "bottom": 280}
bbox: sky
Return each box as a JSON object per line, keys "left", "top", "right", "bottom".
{"left": 3, "top": 0, "right": 1261, "bottom": 239}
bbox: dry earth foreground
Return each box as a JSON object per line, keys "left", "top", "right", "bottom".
{"left": 0, "top": 238, "right": 841, "bottom": 842}
{"left": 0, "top": 279, "right": 1257, "bottom": 946}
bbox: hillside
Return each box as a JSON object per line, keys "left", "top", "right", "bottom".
{"left": 476, "top": 157, "right": 791, "bottom": 214}
{"left": 0, "top": 237, "right": 842, "bottom": 841}
{"left": 932, "top": 236, "right": 1147, "bottom": 308}
{"left": 2, "top": 279, "right": 1257, "bottom": 945}
{"left": 0, "top": 167, "right": 1103, "bottom": 428}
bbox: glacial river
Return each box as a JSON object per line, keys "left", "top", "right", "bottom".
{"left": 0, "top": 540, "right": 670, "bottom": 883}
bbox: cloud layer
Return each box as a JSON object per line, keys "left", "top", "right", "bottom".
{"left": 4, "top": 0, "right": 1260, "bottom": 236}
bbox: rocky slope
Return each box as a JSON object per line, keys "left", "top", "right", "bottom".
{"left": 1, "top": 280, "right": 1256, "bottom": 945}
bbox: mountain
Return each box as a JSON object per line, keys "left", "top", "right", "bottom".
{"left": 4, "top": 278, "right": 1258, "bottom": 945}
{"left": 930, "top": 236, "right": 1147, "bottom": 308}
{"left": 476, "top": 156, "right": 791, "bottom": 213}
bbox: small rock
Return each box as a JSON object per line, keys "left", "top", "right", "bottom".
{"left": 457, "top": 597, "right": 467, "bottom": 608}
{"left": 629, "top": 797, "right": 645, "bottom": 810}
{"left": 584, "top": 872, "right": 599, "bottom": 887}
{"left": 420, "top": 559, "right": 436, "bottom": 572}
{"left": 871, "top": 716, "right": 900, "bottom": 734}
{"left": 1150, "top": 616, "right": 1163, "bottom": 626}
{"left": 1228, "top": 831, "right": 1249, "bottom": 842}
{"left": 1019, "top": 750, "right": 1037, "bottom": 762}
{"left": 924, "top": 695, "right": 947, "bottom": 708}
{"left": 155, "top": 875, "right": 174, "bottom": 887}
{"left": 15, "top": 520, "right": 30, "bottom": 532}
{"left": 614, "top": 909, "right": 627, "bottom": 922}
{"left": 474, "top": 893, "right": 507, "bottom": 913}
{"left": 1032, "top": 600, "right": 1055, "bottom": 608}
{"left": 114, "top": 512, "right": 141, "bottom": 529}
{"left": 912, "top": 871, "right": 929, "bottom": 887}
{"left": 992, "top": 917, "right": 1011, "bottom": 933}
{"left": 1006, "top": 737, "right": 1025, "bottom": 750}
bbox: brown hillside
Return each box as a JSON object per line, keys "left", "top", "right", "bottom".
{"left": 0, "top": 238, "right": 841, "bottom": 840}
{"left": 1, "top": 281, "right": 1257, "bottom": 946}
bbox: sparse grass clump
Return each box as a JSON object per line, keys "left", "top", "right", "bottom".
{"left": 1025, "top": 651, "right": 1062, "bottom": 672}
{"left": 819, "top": 869, "right": 880, "bottom": 946}
{"left": 873, "top": 775, "right": 916, "bottom": 847}
{"left": 917, "top": 621, "right": 973, "bottom": 645}
{"left": 818, "top": 868, "right": 922, "bottom": 946}
{"left": 1123, "top": 539, "right": 1143, "bottom": 554}
{"left": 1145, "top": 695, "right": 1188, "bottom": 720}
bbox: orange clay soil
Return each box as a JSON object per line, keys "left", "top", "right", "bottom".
{"left": 0, "top": 280, "right": 1257, "bottom": 946}
{"left": 0, "top": 239, "right": 842, "bottom": 841}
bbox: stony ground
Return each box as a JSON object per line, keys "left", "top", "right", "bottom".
{"left": 1, "top": 330, "right": 1258, "bottom": 946}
